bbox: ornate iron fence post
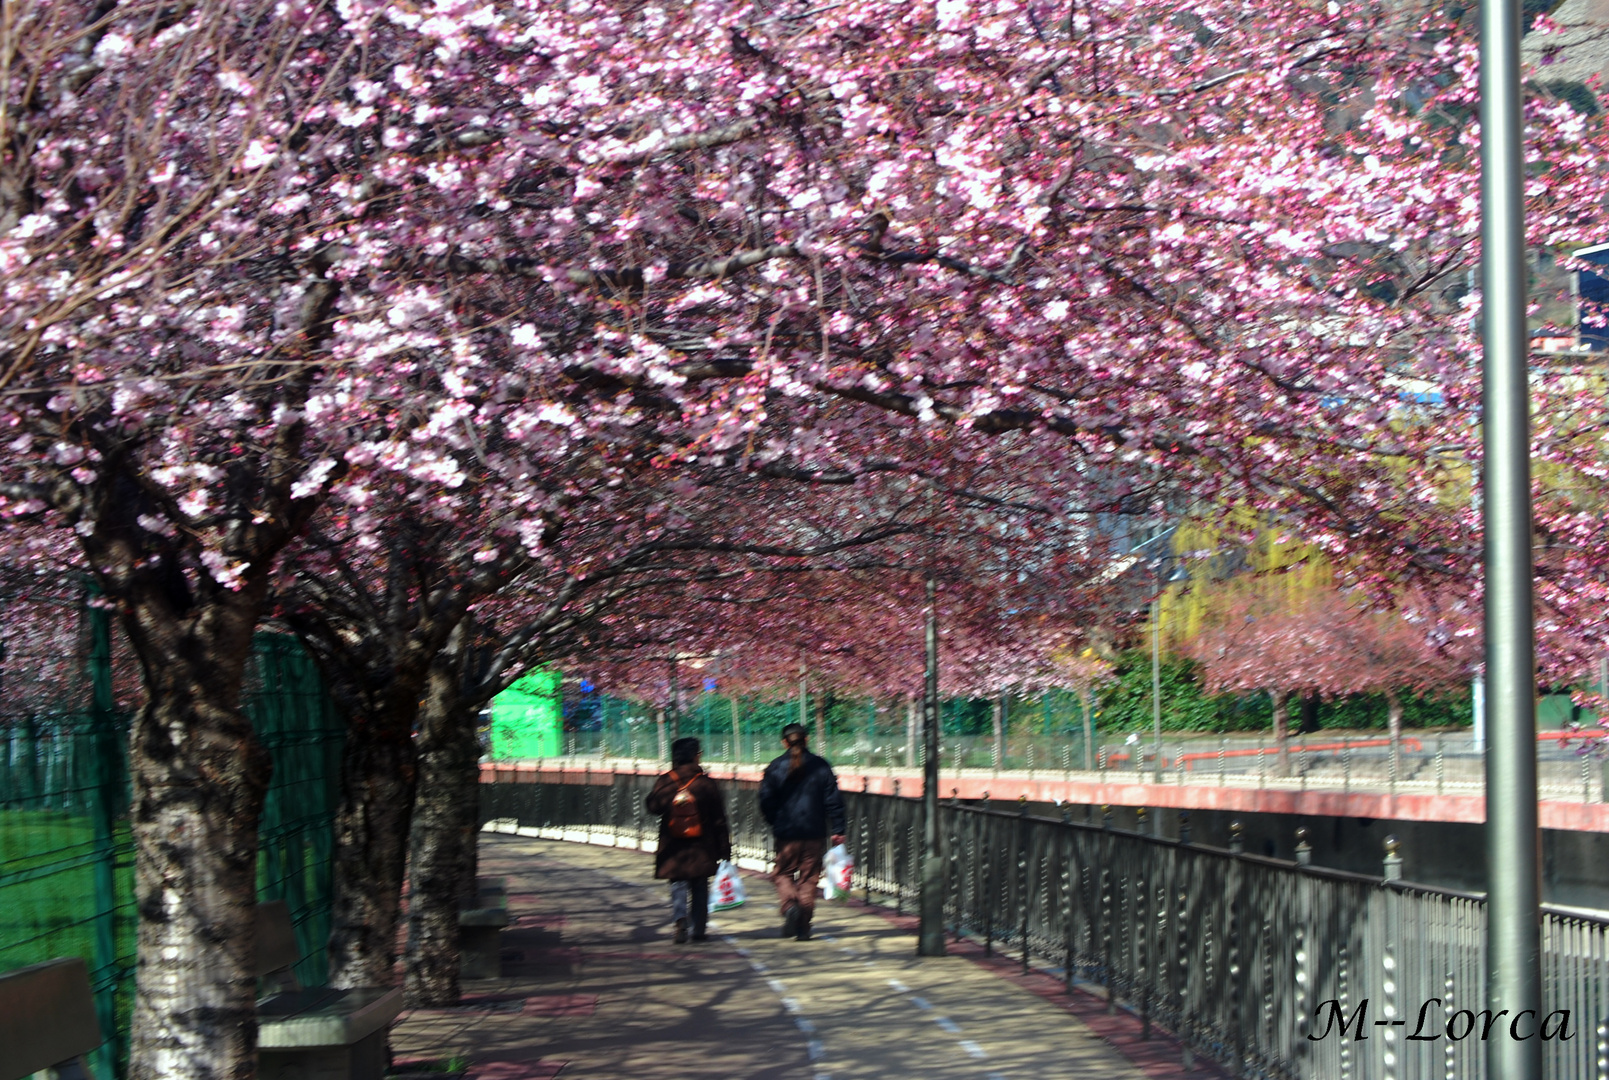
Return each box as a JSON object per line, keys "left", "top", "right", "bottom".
{"left": 1018, "top": 795, "right": 1031, "bottom": 975}
{"left": 948, "top": 788, "right": 962, "bottom": 942}
{"left": 1383, "top": 835, "right": 1403, "bottom": 882}
{"left": 1137, "top": 853, "right": 1151, "bottom": 1043}
{"left": 1383, "top": 877, "right": 1401, "bottom": 1080}
{"left": 1101, "top": 848, "right": 1116, "bottom": 1015}
{"left": 1062, "top": 829, "right": 1077, "bottom": 995}
{"left": 860, "top": 776, "right": 873, "bottom": 903}
{"left": 1176, "top": 873, "right": 1193, "bottom": 1070}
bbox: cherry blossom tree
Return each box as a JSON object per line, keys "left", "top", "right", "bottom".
{"left": 277, "top": 447, "right": 930, "bottom": 1002}
{"left": 1183, "top": 583, "right": 1475, "bottom": 771}
{"left": 6, "top": 0, "right": 1609, "bottom": 1074}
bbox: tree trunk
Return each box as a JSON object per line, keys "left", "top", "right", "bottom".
{"left": 327, "top": 680, "right": 423, "bottom": 989}
{"left": 123, "top": 589, "right": 270, "bottom": 1080}
{"left": 656, "top": 708, "right": 667, "bottom": 761}
{"left": 1300, "top": 691, "right": 1321, "bottom": 734}
{"left": 404, "top": 634, "right": 482, "bottom": 1006}
{"left": 460, "top": 774, "right": 481, "bottom": 908}
{"left": 730, "top": 696, "right": 742, "bottom": 764}
{"left": 1270, "top": 687, "right": 1289, "bottom": 777}
{"left": 1386, "top": 689, "right": 1403, "bottom": 782}
{"left": 815, "top": 689, "right": 828, "bottom": 752}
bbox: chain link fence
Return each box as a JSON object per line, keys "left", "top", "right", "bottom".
{"left": 0, "top": 588, "right": 342, "bottom": 1078}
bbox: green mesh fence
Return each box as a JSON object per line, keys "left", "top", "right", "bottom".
{"left": 0, "top": 592, "right": 342, "bottom": 1078}
{"left": 488, "top": 669, "right": 562, "bottom": 759}
{"left": 248, "top": 632, "right": 344, "bottom": 991}
{"left": 548, "top": 685, "right": 1106, "bottom": 772}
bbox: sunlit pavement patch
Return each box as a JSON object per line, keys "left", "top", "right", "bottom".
{"left": 470, "top": 1061, "right": 567, "bottom": 1078}
{"left": 521, "top": 994, "right": 597, "bottom": 1017}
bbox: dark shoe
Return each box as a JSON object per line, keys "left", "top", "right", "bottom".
{"left": 690, "top": 930, "right": 709, "bottom": 943}
{"left": 781, "top": 903, "right": 801, "bottom": 940}
{"left": 795, "top": 911, "right": 813, "bottom": 941}
{"left": 690, "top": 916, "right": 708, "bottom": 942}
{"left": 674, "top": 918, "right": 689, "bottom": 944}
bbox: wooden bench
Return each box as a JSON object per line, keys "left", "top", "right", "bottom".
{"left": 253, "top": 901, "right": 403, "bottom": 1080}
{"left": 0, "top": 957, "right": 102, "bottom": 1080}
{"left": 458, "top": 877, "right": 511, "bottom": 980}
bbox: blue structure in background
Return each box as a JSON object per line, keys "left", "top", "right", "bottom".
{"left": 1573, "top": 242, "right": 1609, "bottom": 349}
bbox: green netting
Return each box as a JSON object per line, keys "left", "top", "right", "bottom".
{"left": 0, "top": 595, "right": 342, "bottom": 1078}
{"left": 248, "top": 632, "right": 344, "bottom": 990}
{"left": 488, "top": 670, "right": 562, "bottom": 759}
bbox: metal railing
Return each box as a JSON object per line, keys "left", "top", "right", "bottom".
{"left": 533, "top": 729, "right": 1609, "bottom": 802}
{"left": 480, "top": 770, "right": 1609, "bottom": 1080}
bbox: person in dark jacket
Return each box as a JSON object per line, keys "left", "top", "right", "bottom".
{"left": 645, "top": 737, "right": 731, "bottom": 943}
{"left": 758, "top": 722, "right": 846, "bottom": 941}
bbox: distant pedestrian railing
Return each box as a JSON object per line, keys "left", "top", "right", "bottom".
{"left": 531, "top": 729, "right": 1609, "bottom": 802}
{"left": 481, "top": 769, "right": 1609, "bottom": 1080}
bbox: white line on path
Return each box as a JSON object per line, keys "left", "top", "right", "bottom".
{"left": 887, "top": 979, "right": 910, "bottom": 993}
{"left": 957, "top": 1039, "right": 987, "bottom": 1059}
{"left": 766, "top": 978, "right": 788, "bottom": 994}
{"left": 935, "top": 1016, "right": 962, "bottom": 1034}
{"left": 909, "top": 996, "right": 933, "bottom": 1011}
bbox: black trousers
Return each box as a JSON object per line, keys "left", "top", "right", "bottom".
{"left": 671, "top": 877, "right": 709, "bottom": 930}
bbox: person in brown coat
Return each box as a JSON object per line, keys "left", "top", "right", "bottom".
{"left": 644, "top": 737, "right": 731, "bottom": 943}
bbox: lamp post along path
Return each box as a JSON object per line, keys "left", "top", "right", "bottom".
{"left": 1151, "top": 595, "right": 1164, "bottom": 783}
{"left": 1480, "top": 0, "right": 1542, "bottom": 1074}
{"left": 919, "top": 570, "right": 946, "bottom": 956}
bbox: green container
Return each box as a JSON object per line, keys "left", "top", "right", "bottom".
{"left": 489, "top": 671, "right": 562, "bottom": 759}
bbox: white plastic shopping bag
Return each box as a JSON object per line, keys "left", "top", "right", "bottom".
{"left": 709, "top": 859, "right": 746, "bottom": 911}
{"left": 821, "top": 843, "right": 854, "bottom": 900}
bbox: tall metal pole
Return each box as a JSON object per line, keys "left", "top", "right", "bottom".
{"left": 1151, "top": 592, "right": 1164, "bottom": 782}
{"left": 667, "top": 658, "right": 680, "bottom": 741}
{"left": 1480, "top": 0, "right": 1541, "bottom": 1071}
{"left": 799, "top": 662, "right": 809, "bottom": 732}
{"left": 918, "top": 570, "right": 946, "bottom": 955}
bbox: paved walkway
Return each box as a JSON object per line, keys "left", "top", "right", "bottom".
{"left": 391, "top": 834, "right": 1211, "bottom": 1080}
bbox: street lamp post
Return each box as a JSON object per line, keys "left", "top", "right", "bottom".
{"left": 1150, "top": 557, "right": 1188, "bottom": 785}
{"left": 1480, "top": 0, "right": 1541, "bottom": 1073}
{"left": 1151, "top": 592, "right": 1164, "bottom": 783}
{"left": 667, "top": 657, "right": 679, "bottom": 741}
{"left": 918, "top": 569, "right": 946, "bottom": 956}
